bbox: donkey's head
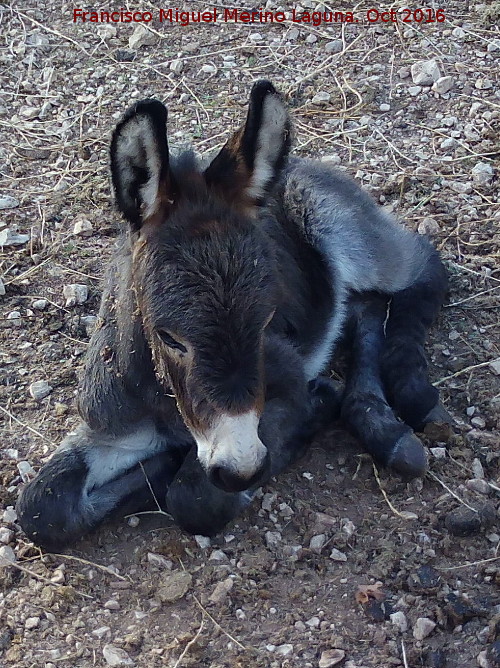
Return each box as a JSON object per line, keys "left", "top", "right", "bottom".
{"left": 110, "top": 81, "right": 291, "bottom": 493}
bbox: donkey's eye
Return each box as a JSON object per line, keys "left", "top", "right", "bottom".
{"left": 157, "top": 329, "right": 188, "bottom": 354}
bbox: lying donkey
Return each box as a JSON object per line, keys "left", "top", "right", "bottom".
{"left": 17, "top": 81, "right": 448, "bottom": 551}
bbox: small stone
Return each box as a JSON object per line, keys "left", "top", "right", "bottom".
{"left": 306, "top": 34, "right": 317, "bottom": 44}
{"left": 329, "top": 548, "right": 347, "bottom": 562}
{"left": 466, "top": 479, "right": 490, "bottom": 495}
{"left": 170, "top": 59, "right": 184, "bottom": 74}
{"left": 147, "top": 553, "right": 173, "bottom": 569}
{"left": 92, "top": 626, "right": 111, "bottom": 639}
{"left": 432, "top": 76, "right": 454, "bottom": 95}
{"left": 475, "top": 78, "right": 493, "bottom": 90}
{"left": 265, "top": 531, "right": 281, "bottom": 549}
{"left": 72, "top": 217, "right": 93, "bottom": 237}
{"left": 104, "top": 599, "right": 120, "bottom": 610}
{"left": 209, "top": 577, "right": 233, "bottom": 604}
{"left": 81, "top": 315, "right": 98, "bottom": 336}
{"left": 448, "top": 181, "right": 472, "bottom": 195}
{"left": 488, "top": 359, "right": 500, "bottom": 376}
{"left": 471, "top": 416, "right": 486, "bottom": 429}
{"left": 0, "top": 278, "right": 5, "bottom": 296}
{"left": 452, "top": 27, "right": 466, "bottom": 38}
{"left": 128, "top": 25, "right": 156, "bottom": 49}
{"left": 29, "top": 380, "right": 52, "bottom": 400}
{"left": 249, "top": 33, "right": 263, "bottom": 43}
{"left": 440, "top": 138, "right": 457, "bottom": 151}
{"left": 487, "top": 39, "right": 500, "bottom": 53}
{"left": 287, "top": 28, "right": 300, "bottom": 40}
{"left": 309, "top": 534, "right": 327, "bottom": 553}
{"left": 127, "top": 516, "right": 139, "bottom": 527}
{"left": 7, "top": 311, "right": 21, "bottom": 323}
{"left": 321, "top": 154, "right": 342, "bottom": 166}
{"left": 0, "top": 228, "right": 30, "bottom": 246}
{"left": 63, "top": 284, "right": 88, "bottom": 306}
{"left": 0, "top": 545, "right": 16, "bottom": 566}
{"left": 319, "top": 648, "right": 346, "bottom": 667}
{"left": 25, "top": 617, "right": 40, "bottom": 630}
{"left": 379, "top": 103, "right": 390, "bottom": 112}
{"left": 413, "top": 617, "right": 436, "bottom": 641}
{"left": 261, "top": 492, "right": 276, "bottom": 511}
{"left": 408, "top": 86, "right": 422, "bottom": 97}
{"left": 411, "top": 60, "right": 441, "bottom": 86}
{"left": 209, "top": 549, "right": 227, "bottom": 561}
{"left": 0, "top": 196, "right": 19, "bottom": 210}
{"left": 325, "top": 40, "right": 343, "bottom": 53}
{"left": 17, "top": 460, "right": 35, "bottom": 482}
{"left": 157, "top": 571, "right": 192, "bottom": 603}
{"left": 390, "top": 610, "right": 408, "bottom": 633}
{"left": 471, "top": 162, "right": 494, "bottom": 187}
{"left": 103, "top": 644, "right": 134, "bottom": 666}
{"left": 201, "top": 64, "right": 216, "bottom": 75}
{"left": 275, "top": 644, "right": 293, "bottom": 656}
{"left": 32, "top": 299, "right": 47, "bottom": 310}
{"left": 418, "top": 217, "right": 440, "bottom": 236}
{"left": 194, "top": 535, "right": 211, "bottom": 549}
{"left": 0, "top": 528, "right": 14, "bottom": 544}
{"left": 478, "top": 650, "right": 490, "bottom": 668}
{"left": 2, "top": 507, "right": 17, "bottom": 524}
{"left": 312, "top": 91, "right": 331, "bottom": 105}
{"left": 306, "top": 616, "right": 320, "bottom": 628}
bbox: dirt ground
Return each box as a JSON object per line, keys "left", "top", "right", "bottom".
{"left": 1, "top": 1, "right": 499, "bottom": 667}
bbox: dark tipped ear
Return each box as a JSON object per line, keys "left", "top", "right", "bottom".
{"left": 204, "top": 80, "right": 291, "bottom": 209}
{"left": 110, "top": 99, "right": 173, "bottom": 230}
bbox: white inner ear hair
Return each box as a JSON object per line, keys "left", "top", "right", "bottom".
{"left": 115, "top": 115, "right": 163, "bottom": 219}
{"left": 246, "top": 94, "right": 288, "bottom": 201}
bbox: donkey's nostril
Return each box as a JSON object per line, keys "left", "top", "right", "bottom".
{"left": 209, "top": 465, "right": 248, "bottom": 493}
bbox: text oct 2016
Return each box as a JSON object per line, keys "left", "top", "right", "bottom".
{"left": 72, "top": 7, "right": 447, "bottom": 26}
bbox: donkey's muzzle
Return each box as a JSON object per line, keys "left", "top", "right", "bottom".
{"left": 208, "top": 452, "right": 270, "bottom": 493}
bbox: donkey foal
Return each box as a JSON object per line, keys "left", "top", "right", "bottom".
{"left": 17, "top": 81, "right": 448, "bottom": 551}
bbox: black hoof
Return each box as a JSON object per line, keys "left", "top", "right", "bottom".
{"left": 387, "top": 432, "right": 428, "bottom": 480}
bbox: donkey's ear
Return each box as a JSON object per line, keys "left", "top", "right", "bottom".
{"left": 110, "top": 99, "right": 174, "bottom": 230}
{"left": 205, "top": 80, "right": 291, "bottom": 208}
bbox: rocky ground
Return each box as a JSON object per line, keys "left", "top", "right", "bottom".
{"left": 0, "top": 1, "right": 499, "bottom": 667}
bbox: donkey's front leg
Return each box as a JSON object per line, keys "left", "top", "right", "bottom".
{"left": 16, "top": 421, "right": 181, "bottom": 551}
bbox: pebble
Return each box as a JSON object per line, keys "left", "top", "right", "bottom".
{"left": 477, "top": 650, "right": 490, "bottom": 667}
{"left": 2, "top": 507, "right": 17, "bottom": 524}
{"left": 0, "top": 196, "right": 19, "bottom": 210}
{"left": 330, "top": 548, "right": 347, "bottom": 562}
{"left": 452, "top": 27, "right": 466, "bottom": 38}
{"left": 309, "top": 534, "right": 327, "bottom": 553}
{"left": 448, "top": 181, "right": 472, "bottom": 195}
{"left": 25, "top": 617, "right": 40, "bottom": 630}
{"left": 312, "top": 91, "right": 331, "bottom": 105}
{"left": 32, "top": 299, "right": 48, "bottom": 310}
{"left": 321, "top": 154, "right": 342, "bottom": 166}
{"left": 209, "top": 549, "right": 227, "bottom": 561}
{"left": 128, "top": 25, "right": 156, "bottom": 49}
{"left": 287, "top": 28, "right": 299, "bottom": 41}
{"left": 249, "top": 33, "right": 263, "bottom": 43}
{"left": 379, "top": 103, "right": 390, "bottom": 112}
{"left": 201, "top": 64, "right": 216, "bottom": 75}
{"left": 0, "top": 278, "right": 4, "bottom": 296}
{"left": 306, "top": 616, "right": 320, "bottom": 628}
{"left": 471, "top": 162, "right": 494, "bottom": 187}
{"left": 390, "top": 610, "right": 408, "bottom": 633}
{"left": 157, "top": 571, "right": 192, "bottom": 603}
{"left": 0, "top": 228, "right": 30, "bottom": 246}
{"left": 81, "top": 315, "right": 98, "bottom": 336}
{"left": 487, "top": 39, "right": 500, "bottom": 52}
{"left": 170, "top": 59, "right": 183, "bottom": 74}
{"left": 319, "top": 649, "right": 346, "bottom": 667}
{"left": 471, "top": 416, "right": 486, "bottom": 428}
{"left": 411, "top": 60, "right": 441, "bottom": 86}
{"left": 475, "top": 78, "right": 493, "bottom": 90}
{"left": 194, "top": 534, "right": 211, "bottom": 549}
{"left": 408, "top": 86, "right": 422, "bottom": 97}
{"left": 418, "top": 217, "right": 440, "bottom": 236}
{"left": 275, "top": 644, "right": 293, "bottom": 656}
{"left": 265, "top": 531, "right": 281, "bottom": 549}
{"left": 17, "top": 460, "right": 35, "bottom": 482}
{"left": 72, "top": 217, "right": 93, "bottom": 237}
{"left": 146, "top": 553, "right": 173, "bottom": 569}
{"left": 29, "top": 380, "right": 52, "bottom": 400}
{"left": 0, "top": 545, "right": 16, "bottom": 565}
{"left": 306, "top": 34, "right": 317, "bottom": 44}
{"left": 488, "top": 359, "right": 500, "bottom": 376}
{"left": 92, "top": 626, "right": 111, "bottom": 639}
{"left": 104, "top": 599, "right": 120, "bottom": 610}
{"left": 127, "top": 516, "right": 139, "bottom": 527}
{"left": 63, "top": 284, "right": 88, "bottom": 306}
{"left": 413, "top": 617, "right": 436, "bottom": 640}
{"left": 432, "top": 76, "right": 454, "bottom": 95}
{"left": 325, "top": 39, "right": 343, "bottom": 53}
{"left": 466, "top": 479, "right": 490, "bottom": 495}
{"left": 0, "top": 528, "right": 14, "bottom": 544}
{"left": 209, "top": 576, "right": 233, "bottom": 604}
{"left": 103, "top": 644, "right": 134, "bottom": 666}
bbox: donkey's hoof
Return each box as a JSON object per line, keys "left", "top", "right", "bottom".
{"left": 388, "top": 432, "right": 428, "bottom": 480}
{"left": 419, "top": 402, "right": 454, "bottom": 441}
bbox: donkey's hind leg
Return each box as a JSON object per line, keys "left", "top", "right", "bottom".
{"left": 16, "top": 421, "right": 181, "bottom": 551}
{"left": 341, "top": 293, "right": 427, "bottom": 479}
{"left": 381, "top": 246, "right": 450, "bottom": 431}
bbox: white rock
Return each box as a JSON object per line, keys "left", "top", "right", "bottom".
{"left": 306, "top": 615, "right": 320, "bottom": 628}
{"left": 287, "top": 28, "right": 300, "bottom": 40}
{"left": 0, "top": 196, "right": 19, "bottom": 210}
{"left": 17, "top": 460, "right": 35, "bottom": 482}
{"left": 312, "top": 91, "right": 331, "bottom": 105}
{"left": 309, "top": 534, "right": 327, "bottom": 553}
{"left": 0, "top": 527, "right": 14, "bottom": 544}
{"left": 3, "top": 507, "right": 17, "bottom": 523}
{"left": 477, "top": 650, "right": 490, "bottom": 668}
{"left": 319, "top": 649, "right": 346, "bottom": 667}
{"left": 475, "top": 78, "right": 493, "bottom": 90}
{"left": 92, "top": 626, "right": 111, "bottom": 639}
{"left": 411, "top": 60, "right": 441, "bottom": 86}
{"left": 147, "top": 552, "right": 173, "bottom": 569}
{"left": 29, "top": 380, "right": 52, "bottom": 400}
{"left": 430, "top": 447, "right": 447, "bottom": 459}
{"left": 471, "top": 162, "right": 494, "bottom": 187}
{"left": 25, "top": 616, "right": 40, "bottom": 630}
{"left": 63, "top": 284, "right": 88, "bottom": 306}
{"left": 170, "top": 59, "right": 184, "bottom": 74}
{"left": 487, "top": 39, "right": 500, "bottom": 52}
{"left": 96, "top": 25, "right": 117, "bottom": 39}
{"left": 127, "top": 515, "right": 139, "bottom": 527}
{"left": 440, "top": 137, "right": 457, "bottom": 151}
{"left": 128, "top": 25, "right": 156, "bottom": 49}
{"left": 413, "top": 617, "right": 436, "bottom": 641}
{"left": 448, "top": 181, "right": 472, "bottom": 195}
{"left": 306, "top": 34, "right": 317, "bottom": 44}
{"left": 209, "top": 577, "right": 234, "bottom": 603}
{"left": 0, "top": 228, "right": 30, "bottom": 246}
{"left": 379, "top": 103, "right": 390, "bottom": 112}
{"left": 201, "top": 64, "right": 217, "bottom": 75}
{"left": 408, "top": 86, "right": 422, "bottom": 97}
{"left": 329, "top": 548, "right": 347, "bottom": 562}
{"left": 471, "top": 416, "right": 486, "bottom": 428}
{"left": 194, "top": 534, "right": 211, "bottom": 549}
{"left": 432, "top": 76, "right": 454, "bottom": 95}
{"left": 452, "top": 27, "right": 466, "bottom": 39}
{"left": 466, "top": 479, "right": 490, "bottom": 495}
{"left": 418, "top": 217, "right": 440, "bottom": 236}
{"left": 341, "top": 518, "right": 356, "bottom": 537}
{"left": 472, "top": 458, "right": 485, "bottom": 479}
{"left": 0, "top": 545, "right": 16, "bottom": 566}
{"left": 488, "top": 358, "right": 500, "bottom": 376}
{"left": 249, "top": 33, "right": 263, "bottom": 43}
{"left": 325, "top": 40, "right": 343, "bottom": 53}
{"left": 104, "top": 599, "right": 120, "bottom": 610}
{"left": 265, "top": 531, "right": 281, "bottom": 549}
{"left": 275, "top": 644, "right": 293, "bottom": 656}
{"left": 209, "top": 549, "right": 227, "bottom": 561}
{"left": 0, "top": 278, "right": 5, "bottom": 296}
{"left": 72, "top": 217, "right": 93, "bottom": 237}
{"left": 32, "top": 299, "right": 47, "bottom": 310}
{"left": 103, "top": 644, "right": 134, "bottom": 666}
{"left": 81, "top": 315, "right": 98, "bottom": 335}
{"left": 390, "top": 610, "right": 408, "bottom": 632}
{"left": 321, "top": 154, "right": 341, "bottom": 165}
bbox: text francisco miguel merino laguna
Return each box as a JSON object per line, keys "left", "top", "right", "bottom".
{"left": 73, "top": 7, "right": 361, "bottom": 25}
